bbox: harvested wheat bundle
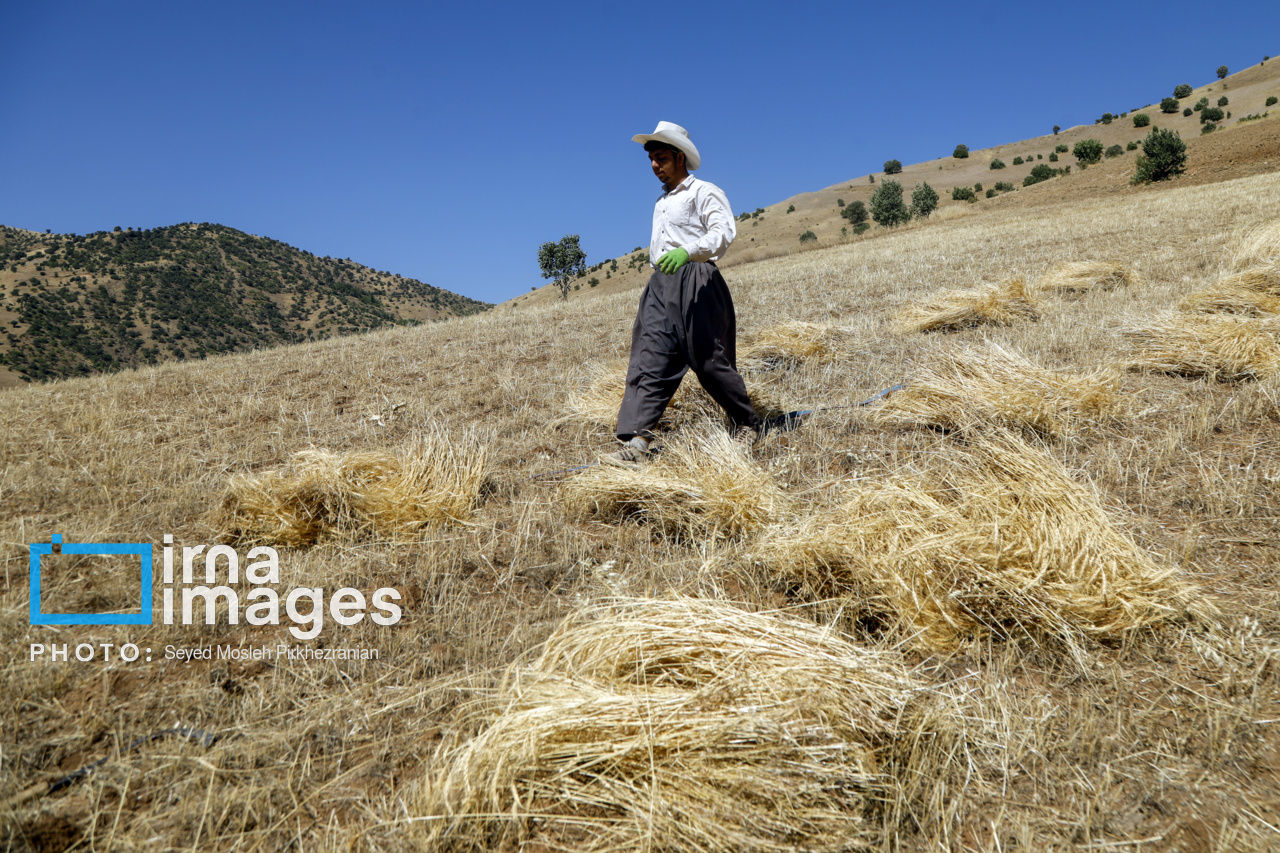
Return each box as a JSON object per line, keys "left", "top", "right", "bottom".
{"left": 872, "top": 342, "right": 1123, "bottom": 437}
{"left": 1037, "top": 260, "right": 1141, "bottom": 294}
{"left": 213, "top": 429, "right": 487, "bottom": 546}
{"left": 1231, "top": 221, "right": 1280, "bottom": 270}
{"left": 563, "top": 358, "right": 783, "bottom": 429}
{"left": 1179, "top": 267, "right": 1280, "bottom": 317}
{"left": 740, "top": 320, "right": 856, "bottom": 369}
{"left": 755, "top": 432, "right": 1202, "bottom": 651}
{"left": 567, "top": 430, "right": 788, "bottom": 538}
{"left": 1121, "top": 313, "right": 1280, "bottom": 380}
{"left": 416, "top": 597, "right": 918, "bottom": 853}
{"left": 893, "top": 278, "right": 1040, "bottom": 334}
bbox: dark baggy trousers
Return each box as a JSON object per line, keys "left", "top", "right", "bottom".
{"left": 616, "top": 261, "right": 760, "bottom": 440}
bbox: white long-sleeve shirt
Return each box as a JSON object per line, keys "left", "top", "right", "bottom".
{"left": 649, "top": 174, "right": 736, "bottom": 267}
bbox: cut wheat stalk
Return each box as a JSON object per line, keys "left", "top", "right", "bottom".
{"left": 1230, "top": 220, "right": 1280, "bottom": 270}
{"left": 415, "top": 597, "right": 918, "bottom": 853}
{"left": 893, "top": 278, "right": 1040, "bottom": 333}
{"left": 566, "top": 430, "right": 789, "bottom": 538}
{"left": 872, "top": 342, "right": 1124, "bottom": 437}
{"left": 1178, "top": 266, "right": 1280, "bottom": 317}
{"left": 739, "top": 320, "right": 859, "bottom": 369}
{"left": 754, "top": 432, "right": 1205, "bottom": 652}
{"left": 212, "top": 428, "right": 488, "bottom": 545}
{"left": 1037, "top": 260, "right": 1141, "bottom": 294}
{"left": 1120, "top": 313, "right": 1280, "bottom": 381}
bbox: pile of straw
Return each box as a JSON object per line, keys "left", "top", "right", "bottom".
{"left": 417, "top": 597, "right": 918, "bottom": 853}
{"left": 213, "top": 430, "right": 488, "bottom": 545}
{"left": 1179, "top": 267, "right": 1280, "bottom": 317}
{"left": 564, "top": 359, "right": 783, "bottom": 429}
{"left": 1037, "top": 260, "right": 1141, "bottom": 294}
{"left": 567, "top": 430, "right": 788, "bottom": 538}
{"left": 755, "top": 432, "right": 1202, "bottom": 651}
{"left": 740, "top": 320, "right": 857, "bottom": 369}
{"left": 893, "top": 278, "right": 1040, "bottom": 333}
{"left": 1231, "top": 220, "right": 1280, "bottom": 270}
{"left": 1121, "top": 313, "right": 1280, "bottom": 380}
{"left": 872, "top": 342, "right": 1124, "bottom": 437}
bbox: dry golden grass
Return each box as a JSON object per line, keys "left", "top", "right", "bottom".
{"left": 893, "top": 278, "right": 1040, "bottom": 333}
{"left": 211, "top": 428, "right": 488, "bottom": 545}
{"left": 1121, "top": 312, "right": 1280, "bottom": 380}
{"left": 872, "top": 341, "right": 1124, "bottom": 437}
{"left": 8, "top": 164, "right": 1280, "bottom": 851}
{"left": 566, "top": 430, "right": 789, "bottom": 538}
{"left": 754, "top": 432, "right": 1204, "bottom": 652}
{"left": 1036, "top": 260, "right": 1141, "bottom": 294}
{"left": 414, "top": 597, "right": 918, "bottom": 853}
{"left": 1179, "top": 266, "right": 1280, "bottom": 316}
{"left": 1230, "top": 219, "right": 1280, "bottom": 270}
{"left": 739, "top": 320, "right": 857, "bottom": 369}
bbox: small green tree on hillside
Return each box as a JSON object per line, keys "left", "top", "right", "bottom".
{"left": 1217, "top": 65, "right": 1229, "bottom": 79}
{"left": 869, "top": 180, "right": 910, "bottom": 227}
{"left": 910, "top": 182, "right": 939, "bottom": 218}
{"left": 538, "top": 234, "right": 587, "bottom": 301}
{"left": 1174, "top": 84, "right": 1193, "bottom": 99}
{"left": 953, "top": 144, "right": 970, "bottom": 159}
{"left": 1160, "top": 97, "right": 1180, "bottom": 114}
{"left": 841, "top": 200, "right": 868, "bottom": 225}
{"left": 1132, "top": 128, "right": 1186, "bottom": 184}
{"left": 884, "top": 159, "right": 903, "bottom": 174}
{"left": 1133, "top": 113, "right": 1150, "bottom": 127}
{"left": 1073, "top": 138, "right": 1104, "bottom": 165}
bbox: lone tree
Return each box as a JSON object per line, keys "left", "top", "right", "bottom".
{"left": 953, "top": 144, "right": 970, "bottom": 159}
{"left": 841, "top": 200, "right": 868, "bottom": 225}
{"left": 1133, "top": 127, "right": 1186, "bottom": 184}
{"left": 870, "top": 180, "right": 910, "bottom": 227}
{"left": 1217, "top": 65, "right": 1229, "bottom": 79}
{"left": 910, "top": 182, "right": 939, "bottom": 218}
{"left": 883, "top": 159, "right": 903, "bottom": 175}
{"left": 538, "top": 234, "right": 587, "bottom": 301}
{"left": 1073, "top": 138, "right": 1104, "bottom": 165}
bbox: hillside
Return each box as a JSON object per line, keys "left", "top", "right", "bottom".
{"left": 510, "top": 56, "right": 1280, "bottom": 308}
{"left": 7, "top": 53, "right": 1280, "bottom": 852}
{"left": 0, "top": 223, "right": 489, "bottom": 386}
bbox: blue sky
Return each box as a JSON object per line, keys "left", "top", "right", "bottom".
{"left": 2, "top": 2, "right": 1276, "bottom": 304}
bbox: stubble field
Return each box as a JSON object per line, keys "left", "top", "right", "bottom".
{"left": 4, "top": 160, "right": 1280, "bottom": 851}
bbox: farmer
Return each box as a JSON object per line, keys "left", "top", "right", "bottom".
{"left": 605, "top": 121, "right": 761, "bottom": 467}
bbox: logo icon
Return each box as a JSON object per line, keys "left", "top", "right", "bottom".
{"left": 29, "top": 535, "right": 152, "bottom": 625}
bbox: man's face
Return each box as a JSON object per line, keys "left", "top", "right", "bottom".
{"left": 648, "top": 146, "right": 685, "bottom": 188}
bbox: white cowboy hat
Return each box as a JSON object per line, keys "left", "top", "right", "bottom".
{"left": 632, "top": 121, "right": 701, "bottom": 171}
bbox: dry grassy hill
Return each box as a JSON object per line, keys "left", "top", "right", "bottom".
{"left": 512, "top": 57, "right": 1280, "bottom": 308}
{"left": 5, "top": 58, "right": 1280, "bottom": 852}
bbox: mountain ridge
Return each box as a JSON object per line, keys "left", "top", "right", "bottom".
{"left": 0, "top": 222, "right": 489, "bottom": 386}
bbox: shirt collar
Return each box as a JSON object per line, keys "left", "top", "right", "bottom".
{"left": 661, "top": 173, "right": 697, "bottom": 198}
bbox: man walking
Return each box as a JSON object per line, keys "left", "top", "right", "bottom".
{"left": 605, "top": 121, "right": 761, "bottom": 467}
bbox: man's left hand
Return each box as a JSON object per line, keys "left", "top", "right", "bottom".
{"left": 657, "top": 247, "right": 689, "bottom": 274}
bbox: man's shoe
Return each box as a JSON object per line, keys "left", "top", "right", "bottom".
{"left": 602, "top": 437, "right": 650, "bottom": 468}
{"left": 732, "top": 425, "right": 760, "bottom": 450}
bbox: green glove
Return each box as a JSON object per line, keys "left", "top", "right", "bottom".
{"left": 657, "top": 247, "right": 689, "bottom": 274}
